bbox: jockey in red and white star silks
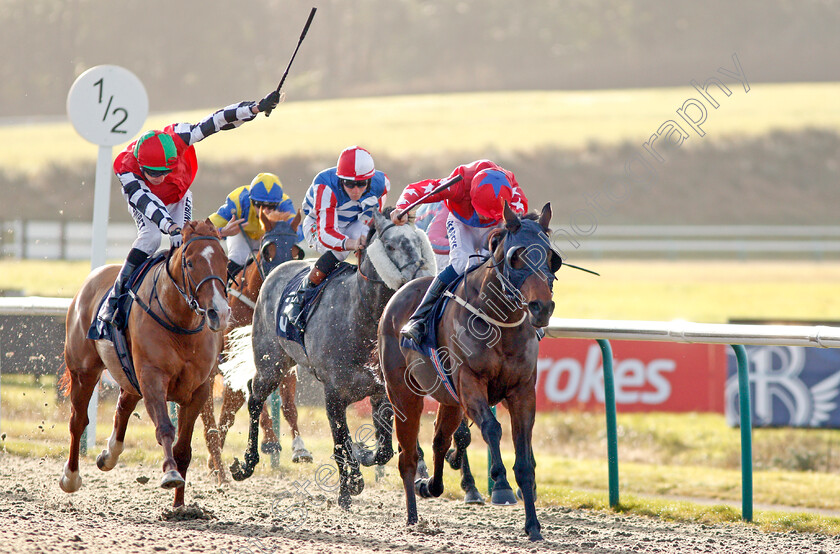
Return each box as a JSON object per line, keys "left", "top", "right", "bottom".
{"left": 391, "top": 159, "right": 528, "bottom": 343}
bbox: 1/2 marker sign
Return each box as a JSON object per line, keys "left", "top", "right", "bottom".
{"left": 67, "top": 65, "right": 148, "bottom": 146}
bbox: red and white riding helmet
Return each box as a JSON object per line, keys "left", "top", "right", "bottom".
{"left": 336, "top": 146, "right": 375, "bottom": 181}
{"left": 471, "top": 168, "right": 514, "bottom": 221}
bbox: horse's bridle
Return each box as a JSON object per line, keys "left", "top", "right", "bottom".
{"left": 357, "top": 221, "right": 427, "bottom": 285}
{"left": 165, "top": 234, "right": 227, "bottom": 317}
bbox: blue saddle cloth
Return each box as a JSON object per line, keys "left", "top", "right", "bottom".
{"left": 399, "top": 272, "right": 469, "bottom": 402}
{"left": 275, "top": 262, "right": 356, "bottom": 352}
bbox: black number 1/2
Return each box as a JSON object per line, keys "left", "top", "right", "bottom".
{"left": 93, "top": 77, "right": 129, "bottom": 134}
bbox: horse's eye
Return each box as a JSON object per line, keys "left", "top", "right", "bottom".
{"left": 386, "top": 244, "right": 395, "bottom": 252}
{"left": 186, "top": 261, "right": 194, "bottom": 269}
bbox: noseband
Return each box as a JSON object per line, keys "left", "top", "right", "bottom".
{"left": 166, "top": 234, "right": 227, "bottom": 318}
{"left": 357, "top": 221, "right": 427, "bottom": 286}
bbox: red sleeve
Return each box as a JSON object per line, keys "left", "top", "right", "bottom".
{"left": 314, "top": 184, "right": 347, "bottom": 251}
{"left": 395, "top": 166, "right": 463, "bottom": 211}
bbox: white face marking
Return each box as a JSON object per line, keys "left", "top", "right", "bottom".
{"left": 201, "top": 245, "right": 215, "bottom": 264}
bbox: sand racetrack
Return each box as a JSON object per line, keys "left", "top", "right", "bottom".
{"left": 1, "top": 453, "right": 837, "bottom": 554}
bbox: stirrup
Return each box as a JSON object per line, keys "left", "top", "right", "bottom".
{"left": 98, "top": 297, "right": 119, "bottom": 325}
{"left": 400, "top": 319, "right": 425, "bottom": 344}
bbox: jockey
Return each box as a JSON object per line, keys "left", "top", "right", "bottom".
{"left": 390, "top": 159, "right": 528, "bottom": 344}
{"left": 285, "top": 146, "right": 390, "bottom": 327}
{"left": 97, "top": 90, "right": 284, "bottom": 325}
{"left": 209, "top": 172, "right": 299, "bottom": 283}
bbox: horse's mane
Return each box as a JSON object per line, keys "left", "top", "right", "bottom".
{"left": 183, "top": 219, "right": 222, "bottom": 240}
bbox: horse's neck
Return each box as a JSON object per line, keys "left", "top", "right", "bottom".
{"left": 354, "top": 258, "right": 393, "bottom": 321}
{"left": 463, "top": 262, "right": 526, "bottom": 326}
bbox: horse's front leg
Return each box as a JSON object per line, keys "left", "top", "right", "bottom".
{"left": 199, "top": 378, "right": 226, "bottom": 483}
{"left": 354, "top": 391, "right": 393, "bottom": 467}
{"left": 280, "top": 369, "right": 313, "bottom": 463}
{"left": 459, "top": 372, "right": 516, "bottom": 505}
{"left": 416, "top": 403, "right": 461, "bottom": 499}
{"left": 324, "top": 389, "right": 358, "bottom": 509}
{"left": 139, "top": 369, "right": 181, "bottom": 490}
{"left": 96, "top": 388, "right": 141, "bottom": 472}
{"left": 506, "top": 386, "right": 542, "bottom": 541}
{"left": 170, "top": 378, "right": 212, "bottom": 507}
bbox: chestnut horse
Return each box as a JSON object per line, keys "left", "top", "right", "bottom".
{"left": 378, "top": 203, "right": 560, "bottom": 541}
{"left": 201, "top": 209, "right": 312, "bottom": 482}
{"left": 60, "top": 220, "right": 229, "bottom": 507}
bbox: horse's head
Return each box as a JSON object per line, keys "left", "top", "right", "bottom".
{"left": 176, "top": 220, "right": 230, "bottom": 331}
{"left": 362, "top": 208, "right": 436, "bottom": 290}
{"left": 258, "top": 209, "right": 304, "bottom": 277}
{"left": 489, "top": 202, "right": 561, "bottom": 328}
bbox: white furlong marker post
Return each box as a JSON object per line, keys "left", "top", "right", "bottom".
{"left": 67, "top": 65, "right": 148, "bottom": 453}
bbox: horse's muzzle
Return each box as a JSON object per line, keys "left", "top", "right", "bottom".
{"left": 205, "top": 305, "right": 230, "bottom": 332}
{"left": 527, "top": 300, "right": 554, "bottom": 328}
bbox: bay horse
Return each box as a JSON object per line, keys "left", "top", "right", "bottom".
{"left": 200, "top": 209, "right": 313, "bottom": 482}
{"left": 378, "top": 203, "right": 560, "bottom": 541}
{"left": 228, "top": 207, "right": 436, "bottom": 509}
{"left": 60, "top": 219, "right": 230, "bottom": 507}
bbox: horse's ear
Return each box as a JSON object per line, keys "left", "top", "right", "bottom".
{"left": 503, "top": 201, "right": 520, "bottom": 232}
{"left": 372, "top": 209, "right": 388, "bottom": 234}
{"left": 539, "top": 203, "right": 552, "bottom": 233}
{"left": 291, "top": 209, "right": 303, "bottom": 232}
{"left": 258, "top": 207, "right": 271, "bottom": 229}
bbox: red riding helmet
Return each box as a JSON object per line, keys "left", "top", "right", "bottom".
{"left": 336, "top": 146, "right": 375, "bottom": 181}
{"left": 471, "top": 168, "right": 514, "bottom": 221}
{"left": 133, "top": 130, "right": 178, "bottom": 172}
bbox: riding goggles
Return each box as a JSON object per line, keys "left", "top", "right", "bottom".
{"left": 142, "top": 167, "right": 172, "bottom": 178}
{"left": 252, "top": 201, "right": 280, "bottom": 209}
{"left": 340, "top": 178, "right": 371, "bottom": 190}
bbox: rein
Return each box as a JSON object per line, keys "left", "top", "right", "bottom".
{"left": 131, "top": 234, "right": 225, "bottom": 335}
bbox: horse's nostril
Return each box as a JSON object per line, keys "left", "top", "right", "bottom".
{"left": 528, "top": 301, "right": 542, "bottom": 314}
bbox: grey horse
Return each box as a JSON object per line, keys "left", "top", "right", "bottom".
{"left": 230, "top": 207, "right": 435, "bottom": 508}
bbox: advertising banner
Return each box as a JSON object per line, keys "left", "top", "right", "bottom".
{"left": 725, "top": 345, "right": 840, "bottom": 428}
{"left": 535, "top": 338, "right": 728, "bottom": 413}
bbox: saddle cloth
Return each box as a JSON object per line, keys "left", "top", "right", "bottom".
{"left": 275, "top": 262, "right": 356, "bottom": 352}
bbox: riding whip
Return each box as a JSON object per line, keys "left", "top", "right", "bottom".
{"left": 395, "top": 174, "right": 463, "bottom": 219}
{"left": 263, "top": 7, "right": 317, "bottom": 116}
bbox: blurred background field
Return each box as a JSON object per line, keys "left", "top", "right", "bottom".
{"left": 2, "top": 258, "right": 838, "bottom": 323}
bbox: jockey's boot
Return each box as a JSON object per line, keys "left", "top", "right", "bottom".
{"left": 226, "top": 260, "right": 244, "bottom": 287}
{"left": 286, "top": 266, "right": 327, "bottom": 330}
{"left": 400, "top": 275, "right": 450, "bottom": 345}
{"left": 99, "top": 248, "right": 148, "bottom": 325}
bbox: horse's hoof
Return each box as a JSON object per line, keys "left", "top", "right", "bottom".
{"left": 338, "top": 494, "right": 351, "bottom": 510}
{"left": 96, "top": 450, "right": 115, "bottom": 471}
{"left": 58, "top": 464, "right": 81, "bottom": 493}
{"left": 347, "top": 473, "right": 365, "bottom": 496}
{"left": 261, "top": 441, "right": 281, "bottom": 454}
{"left": 291, "top": 449, "right": 313, "bottom": 463}
{"left": 490, "top": 487, "right": 518, "bottom": 505}
{"left": 526, "top": 527, "right": 544, "bottom": 542}
{"left": 414, "top": 478, "right": 433, "bottom": 498}
{"left": 160, "top": 470, "right": 185, "bottom": 489}
{"left": 350, "top": 442, "right": 376, "bottom": 467}
{"left": 229, "top": 458, "right": 254, "bottom": 481}
{"left": 445, "top": 448, "right": 461, "bottom": 470}
{"left": 463, "top": 487, "right": 484, "bottom": 505}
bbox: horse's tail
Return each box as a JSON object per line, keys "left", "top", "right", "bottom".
{"left": 219, "top": 325, "right": 256, "bottom": 397}
{"left": 57, "top": 362, "right": 71, "bottom": 397}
